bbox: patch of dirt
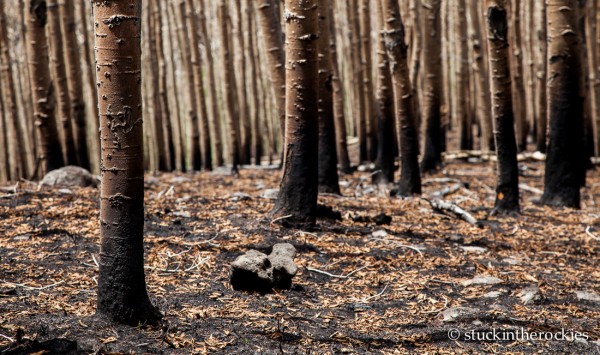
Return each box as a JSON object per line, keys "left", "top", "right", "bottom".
{"left": 0, "top": 160, "right": 599, "bottom": 354}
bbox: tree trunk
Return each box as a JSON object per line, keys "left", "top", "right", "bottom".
{"left": 0, "top": 2, "right": 24, "bottom": 180}
{"left": 350, "top": 0, "right": 367, "bottom": 162}
{"left": 535, "top": 0, "right": 548, "bottom": 153}
{"left": 541, "top": 0, "right": 585, "bottom": 208}
{"left": 381, "top": 0, "right": 421, "bottom": 196}
{"left": 255, "top": 0, "right": 286, "bottom": 143}
{"left": 328, "top": 0, "right": 352, "bottom": 174}
{"left": 419, "top": 0, "right": 444, "bottom": 174}
{"left": 233, "top": 1, "right": 252, "bottom": 164}
{"left": 373, "top": 0, "right": 395, "bottom": 184}
{"left": 317, "top": 0, "right": 341, "bottom": 194}
{"left": 455, "top": 0, "right": 472, "bottom": 150}
{"left": 59, "top": 1, "right": 90, "bottom": 170}
{"left": 24, "top": 0, "right": 65, "bottom": 175}
{"left": 47, "top": 0, "right": 77, "bottom": 165}
{"left": 185, "top": 0, "right": 212, "bottom": 171}
{"left": 485, "top": 0, "right": 520, "bottom": 215}
{"left": 359, "top": 0, "right": 377, "bottom": 161}
{"left": 92, "top": 0, "right": 162, "bottom": 325}
{"left": 271, "top": 0, "right": 319, "bottom": 227}
{"left": 467, "top": 0, "right": 493, "bottom": 152}
{"left": 247, "top": 1, "right": 263, "bottom": 165}
{"left": 509, "top": 0, "right": 528, "bottom": 152}
{"left": 218, "top": 0, "right": 241, "bottom": 173}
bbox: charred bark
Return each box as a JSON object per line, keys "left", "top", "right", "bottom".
{"left": 381, "top": 0, "right": 421, "bottom": 196}
{"left": 540, "top": 0, "right": 585, "bottom": 208}
{"left": 419, "top": 0, "right": 444, "bottom": 174}
{"left": 271, "top": 0, "right": 319, "bottom": 227}
{"left": 485, "top": 0, "right": 520, "bottom": 215}
{"left": 317, "top": 0, "right": 341, "bottom": 194}
{"left": 373, "top": 0, "right": 395, "bottom": 184}
{"left": 93, "top": 0, "right": 162, "bottom": 325}
{"left": 24, "top": 0, "right": 65, "bottom": 175}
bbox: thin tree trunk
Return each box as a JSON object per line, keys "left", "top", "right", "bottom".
{"left": 185, "top": 0, "right": 212, "bottom": 171}
{"left": 233, "top": 0, "right": 252, "bottom": 164}
{"left": 60, "top": 1, "right": 89, "bottom": 170}
{"left": 271, "top": 0, "right": 319, "bottom": 227}
{"left": 247, "top": 1, "right": 263, "bottom": 165}
{"left": 509, "top": 0, "right": 528, "bottom": 151}
{"left": 485, "top": 0, "right": 520, "bottom": 215}
{"left": 467, "top": 0, "right": 493, "bottom": 152}
{"left": 456, "top": 0, "right": 472, "bottom": 150}
{"left": 541, "top": 0, "right": 585, "bottom": 208}
{"left": 24, "top": 0, "right": 64, "bottom": 175}
{"left": 359, "top": 0, "right": 376, "bottom": 161}
{"left": 0, "top": 2, "right": 24, "bottom": 180}
{"left": 373, "top": 0, "right": 395, "bottom": 184}
{"left": 197, "top": 0, "right": 223, "bottom": 167}
{"left": 218, "top": 0, "right": 241, "bottom": 173}
{"left": 317, "top": 0, "right": 341, "bottom": 194}
{"left": 535, "top": 0, "right": 548, "bottom": 153}
{"left": 350, "top": 0, "right": 367, "bottom": 162}
{"left": 329, "top": 0, "right": 352, "bottom": 174}
{"left": 255, "top": 0, "right": 286, "bottom": 143}
{"left": 92, "top": 0, "right": 162, "bottom": 325}
{"left": 47, "top": 0, "right": 77, "bottom": 165}
{"left": 381, "top": 0, "right": 421, "bottom": 196}
{"left": 419, "top": 0, "right": 444, "bottom": 174}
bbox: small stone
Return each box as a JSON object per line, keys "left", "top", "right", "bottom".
{"left": 172, "top": 211, "right": 191, "bottom": 218}
{"left": 441, "top": 307, "right": 481, "bottom": 322}
{"left": 231, "top": 244, "right": 298, "bottom": 291}
{"left": 518, "top": 285, "right": 540, "bottom": 305}
{"left": 260, "top": 189, "right": 279, "bottom": 200}
{"left": 40, "top": 166, "right": 98, "bottom": 188}
{"left": 371, "top": 230, "right": 388, "bottom": 238}
{"left": 574, "top": 290, "right": 600, "bottom": 303}
{"left": 462, "top": 275, "right": 504, "bottom": 287}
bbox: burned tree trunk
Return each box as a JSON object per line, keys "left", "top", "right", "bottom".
{"left": 381, "top": 0, "right": 421, "bottom": 196}
{"left": 218, "top": 0, "right": 241, "bottom": 173}
{"left": 271, "top": 0, "right": 319, "bottom": 227}
{"left": 255, "top": 0, "right": 286, "bottom": 141}
{"left": 60, "top": 1, "right": 90, "bottom": 170}
{"left": 93, "top": 0, "right": 162, "bottom": 325}
{"left": 373, "top": 0, "right": 395, "bottom": 184}
{"left": 419, "top": 0, "right": 444, "bottom": 174}
{"left": 541, "top": 0, "right": 585, "bottom": 208}
{"left": 317, "top": 0, "right": 340, "bottom": 194}
{"left": 485, "top": 0, "right": 520, "bottom": 215}
{"left": 24, "top": 0, "right": 64, "bottom": 175}
{"left": 185, "top": 0, "right": 212, "bottom": 171}
{"left": 328, "top": 0, "right": 352, "bottom": 174}
{"left": 47, "top": 0, "right": 77, "bottom": 165}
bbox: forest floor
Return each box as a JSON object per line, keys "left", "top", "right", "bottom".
{"left": 0, "top": 157, "right": 599, "bottom": 354}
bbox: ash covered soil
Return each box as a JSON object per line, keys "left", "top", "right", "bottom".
{"left": 0, "top": 159, "right": 599, "bottom": 354}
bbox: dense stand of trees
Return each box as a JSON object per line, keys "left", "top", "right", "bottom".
{"left": 0, "top": 0, "right": 597, "bottom": 186}
{"left": 0, "top": 0, "right": 598, "bottom": 325}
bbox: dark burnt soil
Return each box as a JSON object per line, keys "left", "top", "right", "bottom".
{"left": 0, "top": 159, "right": 599, "bottom": 354}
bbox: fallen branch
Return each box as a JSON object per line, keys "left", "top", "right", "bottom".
{"left": 306, "top": 265, "right": 368, "bottom": 279}
{"left": 425, "top": 199, "right": 483, "bottom": 228}
{"left": 355, "top": 284, "right": 389, "bottom": 303}
{"left": 0, "top": 279, "right": 65, "bottom": 291}
{"left": 0, "top": 333, "right": 15, "bottom": 342}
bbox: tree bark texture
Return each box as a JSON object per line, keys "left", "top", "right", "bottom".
{"left": 93, "top": 0, "right": 162, "bottom": 325}
{"left": 381, "top": 0, "right": 422, "bottom": 196}
{"left": 541, "top": 0, "right": 585, "bottom": 208}
{"left": 271, "top": 0, "right": 319, "bottom": 227}
{"left": 485, "top": 0, "right": 520, "bottom": 215}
